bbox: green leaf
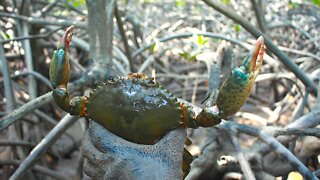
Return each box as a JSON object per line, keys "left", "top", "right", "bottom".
{"left": 198, "top": 36, "right": 209, "bottom": 46}
{"left": 221, "top": 0, "right": 231, "bottom": 5}
{"left": 66, "top": 0, "right": 86, "bottom": 8}
{"left": 150, "top": 41, "right": 161, "bottom": 53}
{"left": 312, "top": 0, "right": 320, "bottom": 6}
{"left": 53, "top": 10, "right": 61, "bottom": 16}
{"left": 192, "top": 34, "right": 209, "bottom": 47}
{"left": 179, "top": 51, "right": 189, "bottom": 59}
{"left": 234, "top": 24, "right": 241, "bottom": 32}
{"left": 176, "top": 0, "right": 186, "bottom": 7}
{"left": 179, "top": 50, "right": 198, "bottom": 61}
{"left": 0, "top": 31, "right": 8, "bottom": 40}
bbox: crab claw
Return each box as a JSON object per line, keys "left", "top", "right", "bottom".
{"left": 241, "top": 36, "right": 265, "bottom": 74}
{"left": 49, "top": 26, "right": 75, "bottom": 112}
{"left": 216, "top": 36, "right": 265, "bottom": 119}
{"left": 49, "top": 25, "right": 75, "bottom": 89}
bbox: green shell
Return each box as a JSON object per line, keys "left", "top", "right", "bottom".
{"left": 86, "top": 78, "right": 183, "bottom": 145}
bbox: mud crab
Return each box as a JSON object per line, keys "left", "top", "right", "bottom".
{"left": 49, "top": 26, "right": 264, "bottom": 177}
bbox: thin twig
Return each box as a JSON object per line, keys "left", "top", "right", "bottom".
{"left": 0, "top": 38, "right": 16, "bottom": 113}
{"left": 0, "top": 70, "right": 52, "bottom": 89}
{"left": 256, "top": 111, "right": 320, "bottom": 157}
{"left": 268, "top": 20, "right": 319, "bottom": 49}
{"left": 0, "top": 28, "right": 60, "bottom": 44}
{"left": 278, "top": 45, "right": 320, "bottom": 62}
{"left": 156, "top": 73, "right": 208, "bottom": 79}
{"left": 314, "top": 168, "right": 320, "bottom": 178}
{"left": 40, "top": 0, "right": 60, "bottom": 17}
{"left": 34, "top": 109, "right": 57, "bottom": 125}
{"left": 115, "top": 3, "right": 133, "bottom": 71}
{"left": 315, "top": 82, "right": 320, "bottom": 111}
{"left": 9, "top": 114, "right": 77, "bottom": 180}
{"left": 274, "top": 128, "right": 320, "bottom": 138}
{"left": 0, "top": 36, "right": 25, "bottom": 161}
{"left": 250, "top": 0, "right": 266, "bottom": 32}
{"left": 223, "top": 126, "right": 256, "bottom": 180}
{"left": 21, "top": 19, "right": 37, "bottom": 99}
{"left": 137, "top": 55, "right": 154, "bottom": 73}
{"left": 0, "top": 12, "right": 87, "bottom": 28}
{"left": 0, "top": 159, "right": 70, "bottom": 179}
{"left": 0, "top": 92, "right": 53, "bottom": 132}
{"left": 0, "top": 141, "right": 35, "bottom": 148}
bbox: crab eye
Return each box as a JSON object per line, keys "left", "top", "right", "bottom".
{"left": 146, "top": 78, "right": 156, "bottom": 86}
{"left": 108, "top": 75, "right": 117, "bottom": 83}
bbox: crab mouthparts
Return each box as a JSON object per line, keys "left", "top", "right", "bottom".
{"left": 249, "top": 36, "right": 265, "bottom": 72}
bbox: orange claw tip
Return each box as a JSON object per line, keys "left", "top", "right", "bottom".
{"left": 249, "top": 36, "right": 265, "bottom": 72}
{"left": 59, "top": 25, "right": 75, "bottom": 50}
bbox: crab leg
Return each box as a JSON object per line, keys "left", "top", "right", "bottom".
{"left": 179, "top": 101, "right": 221, "bottom": 128}
{"left": 49, "top": 26, "right": 87, "bottom": 116}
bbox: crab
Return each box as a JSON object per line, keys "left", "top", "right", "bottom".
{"left": 49, "top": 26, "right": 264, "bottom": 177}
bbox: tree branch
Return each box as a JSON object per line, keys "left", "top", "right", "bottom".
{"left": 86, "top": 0, "right": 116, "bottom": 66}
{"left": 0, "top": 159, "right": 70, "bottom": 179}
{"left": 0, "top": 93, "right": 53, "bottom": 132}
{"left": 115, "top": 3, "right": 133, "bottom": 71}
{"left": 0, "top": 12, "right": 87, "bottom": 28}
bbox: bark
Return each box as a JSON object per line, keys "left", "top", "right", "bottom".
{"left": 86, "top": 0, "right": 116, "bottom": 66}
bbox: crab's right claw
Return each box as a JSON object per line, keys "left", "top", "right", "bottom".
{"left": 49, "top": 25, "right": 74, "bottom": 89}
{"left": 49, "top": 26, "right": 75, "bottom": 112}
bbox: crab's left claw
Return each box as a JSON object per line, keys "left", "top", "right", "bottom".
{"left": 216, "top": 36, "right": 265, "bottom": 119}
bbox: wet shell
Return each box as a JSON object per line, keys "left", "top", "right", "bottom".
{"left": 86, "top": 78, "right": 183, "bottom": 144}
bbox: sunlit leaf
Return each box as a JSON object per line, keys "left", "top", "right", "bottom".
{"left": 221, "top": 0, "right": 231, "bottom": 5}
{"left": 150, "top": 41, "right": 161, "bottom": 53}
{"left": 179, "top": 50, "right": 198, "bottom": 61}
{"left": 0, "top": 31, "right": 9, "bottom": 40}
{"left": 66, "top": 0, "right": 86, "bottom": 8}
{"left": 176, "top": 0, "right": 186, "bottom": 7}
{"left": 312, "top": 0, "right": 320, "bottom": 6}
{"left": 179, "top": 51, "right": 189, "bottom": 59}
{"left": 53, "top": 10, "right": 61, "bottom": 16}
{"left": 234, "top": 24, "right": 241, "bottom": 32}
{"left": 192, "top": 34, "right": 209, "bottom": 47}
